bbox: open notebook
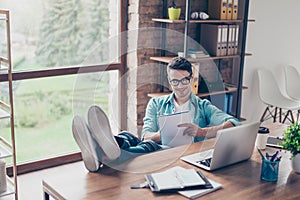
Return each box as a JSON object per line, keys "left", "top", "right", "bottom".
{"left": 144, "top": 166, "right": 212, "bottom": 192}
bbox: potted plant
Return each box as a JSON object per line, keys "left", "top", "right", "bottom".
{"left": 168, "top": 0, "right": 181, "bottom": 20}
{"left": 281, "top": 122, "right": 300, "bottom": 174}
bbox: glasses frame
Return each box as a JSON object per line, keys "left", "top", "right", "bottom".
{"left": 169, "top": 75, "right": 192, "bottom": 86}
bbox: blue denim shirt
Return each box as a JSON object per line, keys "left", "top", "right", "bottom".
{"left": 141, "top": 93, "right": 240, "bottom": 142}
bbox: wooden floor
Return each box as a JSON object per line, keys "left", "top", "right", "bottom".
{"left": 18, "top": 161, "right": 86, "bottom": 199}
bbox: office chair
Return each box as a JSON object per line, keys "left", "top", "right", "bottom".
{"left": 257, "top": 68, "right": 300, "bottom": 123}
{"left": 284, "top": 65, "right": 300, "bottom": 121}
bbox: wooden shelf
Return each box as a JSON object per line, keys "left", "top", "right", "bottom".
{"left": 152, "top": 18, "right": 255, "bottom": 24}
{"left": 0, "top": 137, "right": 13, "bottom": 159}
{"left": 0, "top": 109, "right": 10, "bottom": 119}
{"left": 0, "top": 57, "right": 9, "bottom": 64}
{"left": 0, "top": 9, "right": 18, "bottom": 200}
{"left": 0, "top": 145, "right": 12, "bottom": 159}
{"left": 148, "top": 86, "right": 248, "bottom": 98}
{"left": 150, "top": 54, "right": 252, "bottom": 64}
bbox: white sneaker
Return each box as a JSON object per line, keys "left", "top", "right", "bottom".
{"left": 72, "top": 115, "right": 101, "bottom": 172}
{"left": 87, "top": 105, "right": 121, "bottom": 161}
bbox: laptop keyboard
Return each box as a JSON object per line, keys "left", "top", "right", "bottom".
{"left": 196, "top": 158, "right": 212, "bottom": 167}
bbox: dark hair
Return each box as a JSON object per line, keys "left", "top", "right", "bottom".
{"left": 167, "top": 57, "right": 192, "bottom": 76}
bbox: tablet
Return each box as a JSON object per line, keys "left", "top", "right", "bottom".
{"left": 158, "top": 111, "right": 193, "bottom": 147}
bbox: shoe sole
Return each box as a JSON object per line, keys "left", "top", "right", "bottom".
{"left": 72, "top": 115, "right": 99, "bottom": 172}
{"left": 88, "top": 105, "right": 121, "bottom": 160}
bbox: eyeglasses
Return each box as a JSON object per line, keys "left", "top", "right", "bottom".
{"left": 169, "top": 76, "right": 191, "bottom": 86}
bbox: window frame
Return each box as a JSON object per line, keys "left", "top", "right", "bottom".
{"left": 1, "top": 0, "right": 128, "bottom": 175}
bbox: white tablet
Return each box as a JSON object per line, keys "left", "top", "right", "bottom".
{"left": 158, "top": 111, "right": 193, "bottom": 147}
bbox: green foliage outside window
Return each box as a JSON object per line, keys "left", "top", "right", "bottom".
{"left": 35, "top": 0, "right": 109, "bottom": 67}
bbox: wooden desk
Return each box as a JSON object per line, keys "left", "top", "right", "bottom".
{"left": 43, "top": 123, "right": 300, "bottom": 200}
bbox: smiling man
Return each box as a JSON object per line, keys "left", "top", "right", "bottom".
{"left": 72, "top": 56, "right": 240, "bottom": 172}
{"left": 142, "top": 56, "right": 240, "bottom": 143}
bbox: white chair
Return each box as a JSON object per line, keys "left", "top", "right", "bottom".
{"left": 257, "top": 68, "right": 300, "bottom": 123}
{"left": 284, "top": 65, "right": 300, "bottom": 121}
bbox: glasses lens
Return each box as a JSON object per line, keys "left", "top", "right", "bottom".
{"left": 181, "top": 78, "right": 190, "bottom": 85}
{"left": 170, "top": 80, "right": 179, "bottom": 86}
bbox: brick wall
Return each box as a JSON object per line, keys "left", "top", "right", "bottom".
{"left": 126, "top": 0, "right": 207, "bottom": 137}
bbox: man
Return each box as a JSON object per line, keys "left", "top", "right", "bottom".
{"left": 72, "top": 57, "right": 240, "bottom": 172}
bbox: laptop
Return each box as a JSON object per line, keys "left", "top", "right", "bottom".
{"left": 180, "top": 122, "right": 260, "bottom": 171}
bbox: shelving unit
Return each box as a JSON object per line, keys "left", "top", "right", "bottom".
{"left": 150, "top": 0, "right": 253, "bottom": 119}
{"left": 0, "top": 9, "right": 18, "bottom": 200}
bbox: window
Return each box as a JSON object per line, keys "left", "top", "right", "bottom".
{"left": 0, "top": 0, "right": 126, "bottom": 173}
{"left": 2, "top": 0, "right": 121, "bottom": 70}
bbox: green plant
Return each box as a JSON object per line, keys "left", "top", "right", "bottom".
{"left": 281, "top": 122, "right": 300, "bottom": 158}
{"left": 170, "top": 0, "right": 177, "bottom": 8}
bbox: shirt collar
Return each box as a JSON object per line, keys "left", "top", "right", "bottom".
{"left": 166, "top": 92, "right": 197, "bottom": 105}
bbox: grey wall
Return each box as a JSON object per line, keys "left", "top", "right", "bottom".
{"left": 242, "top": 0, "right": 300, "bottom": 122}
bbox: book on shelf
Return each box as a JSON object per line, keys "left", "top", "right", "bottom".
{"left": 221, "top": 25, "right": 228, "bottom": 56}
{"left": 227, "top": 25, "right": 235, "bottom": 55}
{"left": 200, "top": 24, "right": 239, "bottom": 56}
{"left": 220, "top": 58, "right": 234, "bottom": 84}
{"left": 226, "top": 0, "right": 233, "bottom": 20}
{"left": 144, "top": 166, "right": 213, "bottom": 192}
{"left": 178, "top": 50, "right": 210, "bottom": 59}
{"left": 208, "top": 0, "right": 228, "bottom": 20}
{"left": 232, "top": 0, "right": 239, "bottom": 20}
{"left": 191, "top": 63, "right": 200, "bottom": 94}
{"left": 234, "top": 25, "right": 239, "bottom": 54}
{"left": 178, "top": 178, "right": 222, "bottom": 199}
{"left": 224, "top": 93, "right": 233, "bottom": 114}
{"left": 200, "top": 24, "right": 223, "bottom": 56}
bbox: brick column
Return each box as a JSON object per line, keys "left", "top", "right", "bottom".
{"left": 126, "top": 0, "right": 163, "bottom": 136}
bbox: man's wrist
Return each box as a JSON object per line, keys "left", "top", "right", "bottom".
{"left": 196, "top": 127, "right": 208, "bottom": 138}
{"left": 143, "top": 131, "right": 160, "bottom": 142}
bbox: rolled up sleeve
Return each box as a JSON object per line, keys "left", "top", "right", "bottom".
{"left": 141, "top": 98, "right": 159, "bottom": 139}
{"left": 203, "top": 99, "right": 241, "bottom": 127}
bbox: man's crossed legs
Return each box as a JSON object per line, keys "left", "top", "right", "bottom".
{"left": 72, "top": 105, "right": 161, "bottom": 172}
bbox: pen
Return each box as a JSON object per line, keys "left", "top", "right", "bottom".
{"left": 270, "top": 151, "right": 279, "bottom": 162}
{"left": 275, "top": 156, "right": 282, "bottom": 162}
{"left": 266, "top": 152, "right": 270, "bottom": 160}
{"left": 257, "top": 148, "right": 266, "bottom": 160}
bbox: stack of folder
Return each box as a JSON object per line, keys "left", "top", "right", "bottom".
{"left": 200, "top": 24, "right": 239, "bottom": 56}
{"left": 191, "top": 63, "right": 200, "bottom": 94}
{"left": 208, "top": 0, "right": 239, "bottom": 20}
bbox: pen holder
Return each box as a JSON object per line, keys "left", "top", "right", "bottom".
{"left": 260, "top": 158, "right": 280, "bottom": 182}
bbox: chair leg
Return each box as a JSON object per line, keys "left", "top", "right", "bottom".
{"left": 260, "top": 107, "right": 269, "bottom": 122}
{"left": 279, "top": 108, "right": 282, "bottom": 123}
{"left": 274, "top": 107, "right": 278, "bottom": 122}
{"left": 290, "top": 110, "right": 295, "bottom": 123}
{"left": 282, "top": 110, "right": 295, "bottom": 124}
{"left": 260, "top": 106, "right": 277, "bottom": 122}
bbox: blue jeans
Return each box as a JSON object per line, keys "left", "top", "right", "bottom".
{"left": 115, "top": 131, "right": 162, "bottom": 153}
{"left": 103, "top": 131, "right": 163, "bottom": 165}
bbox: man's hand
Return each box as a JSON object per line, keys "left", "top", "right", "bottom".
{"left": 178, "top": 121, "right": 234, "bottom": 139}
{"left": 143, "top": 131, "right": 161, "bottom": 143}
{"left": 178, "top": 123, "right": 208, "bottom": 138}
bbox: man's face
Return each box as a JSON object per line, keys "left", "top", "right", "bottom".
{"left": 168, "top": 69, "right": 192, "bottom": 100}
